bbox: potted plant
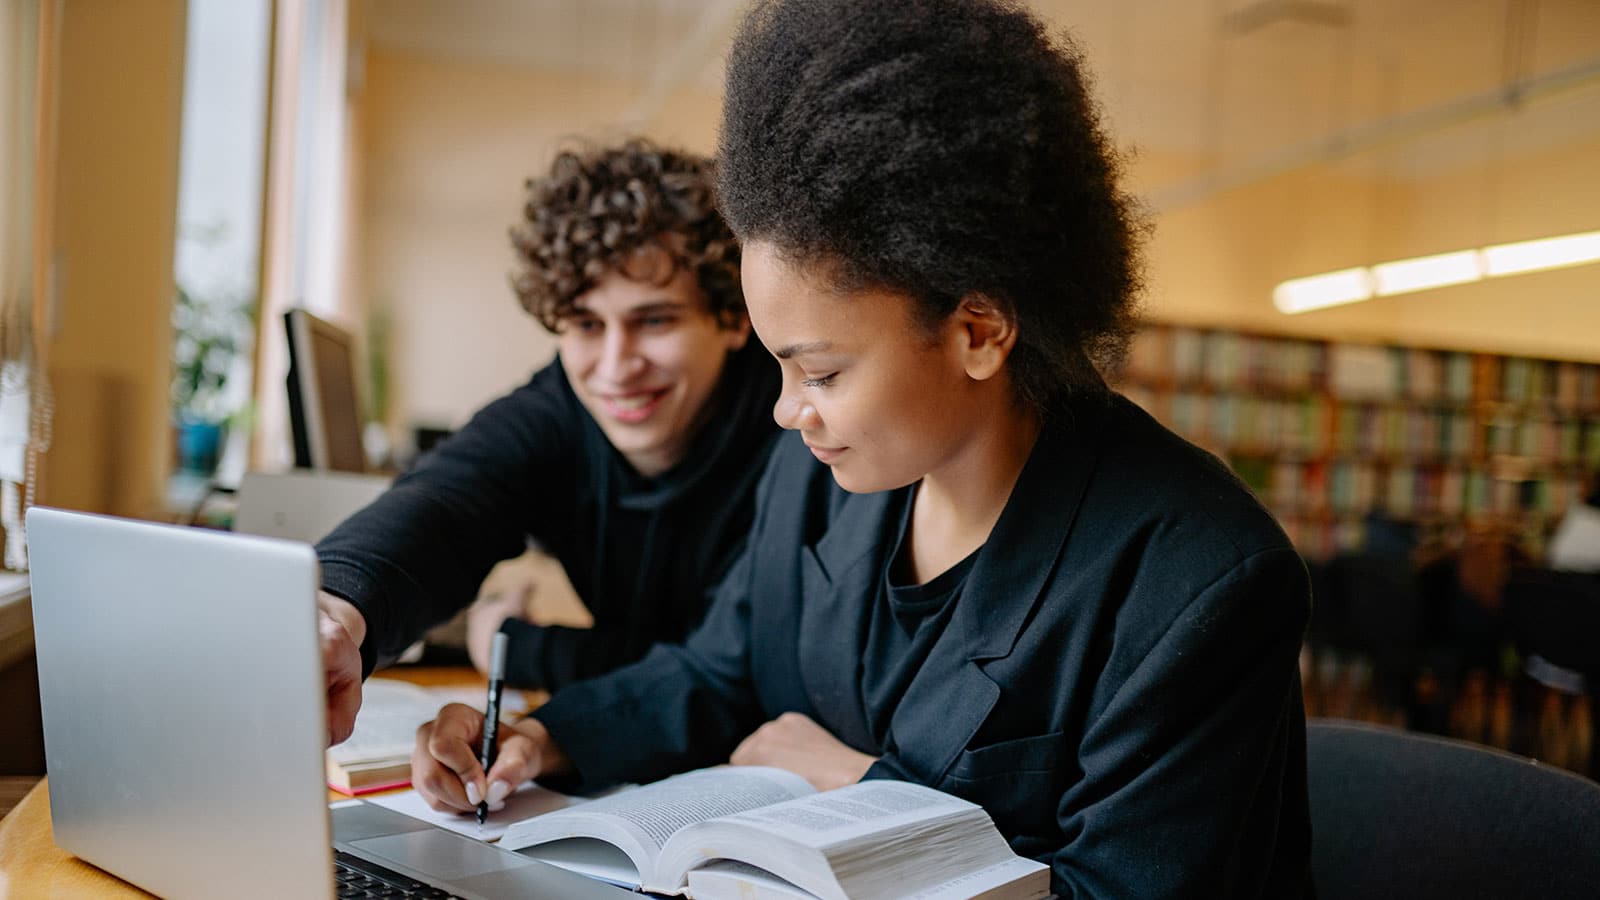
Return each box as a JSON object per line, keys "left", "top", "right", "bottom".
{"left": 170, "top": 284, "right": 253, "bottom": 475}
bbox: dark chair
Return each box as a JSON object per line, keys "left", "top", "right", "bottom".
{"left": 1307, "top": 718, "right": 1600, "bottom": 900}
{"left": 1503, "top": 567, "right": 1600, "bottom": 773}
{"left": 1325, "top": 553, "right": 1423, "bottom": 711}
{"left": 1504, "top": 567, "right": 1600, "bottom": 676}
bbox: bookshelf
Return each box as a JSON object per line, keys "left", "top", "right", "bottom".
{"left": 1111, "top": 324, "right": 1600, "bottom": 562}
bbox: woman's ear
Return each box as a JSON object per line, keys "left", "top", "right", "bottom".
{"left": 952, "top": 294, "right": 1019, "bottom": 382}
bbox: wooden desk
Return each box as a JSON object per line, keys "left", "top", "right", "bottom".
{"left": 0, "top": 667, "right": 515, "bottom": 898}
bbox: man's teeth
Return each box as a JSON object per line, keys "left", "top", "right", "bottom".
{"left": 611, "top": 393, "right": 656, "bottom": 410}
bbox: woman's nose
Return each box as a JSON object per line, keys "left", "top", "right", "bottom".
{"left": 773, "top": 388, "right": 820, "bottom": 431}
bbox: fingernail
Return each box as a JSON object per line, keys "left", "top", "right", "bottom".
{"left": 486, "top": 780, "right": 510, "bottom": 806}
{"left": 465, "top": 781, "right": 481, "bottom": 806}
{"left": 488, "top": 801, "right": 506, "bottom": 812}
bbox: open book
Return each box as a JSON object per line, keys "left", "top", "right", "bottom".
{"left": 327, "top": 678, "right": 528, "bottom": 794}
{"left": 499, "top": 767, "right": 1049, "bottom": 900}
{"left": 326, "top": 679, "right": 442, "bottom": 793}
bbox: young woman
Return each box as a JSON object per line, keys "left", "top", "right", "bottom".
{"left": 414, "top": 3, "right": 1312, "bottom": 894}
{"left": 315, "top": 140, "right": 778, "bottom": 743}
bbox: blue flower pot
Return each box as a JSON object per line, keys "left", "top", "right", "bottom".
{"left": 176, "top": 420, "right": 224, "bottom": 474}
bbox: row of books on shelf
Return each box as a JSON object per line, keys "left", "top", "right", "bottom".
{"left": 1277, "top": 516, "right": 1369, "bottom": 561}
{"left": 1123, "top": 386, "right": 1600, "bottom": 467}
{"left": 1245, "top": 458, "right": 1587, "bottom": 521}
{"left": 1121, "top": 326, "right": 1600, "bottom": 411}
{"left": 1275, "top": 514, "right": 1551, "bottom": 563}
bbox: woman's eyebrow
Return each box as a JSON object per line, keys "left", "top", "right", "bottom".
{"left": 774, "top": 340, "right": 835, "bottom": 360}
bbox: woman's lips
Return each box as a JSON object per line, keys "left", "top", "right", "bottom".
{"left": 804, "top": 442, "right": 848, "bottom": 464}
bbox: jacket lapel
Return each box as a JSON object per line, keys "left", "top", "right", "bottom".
{"left": 796, "top": 487, "right": 898, "bottom": 753}
{"left": 887, "top": 397, "right": 1107, "bottom": 783}
{"left": 888, "top": 654, "right": 1002, "bottom": 782}
{"left": 957, "top": 397, "right": 1103, "bottom": 661}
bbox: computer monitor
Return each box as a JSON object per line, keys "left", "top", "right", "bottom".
{"left": 285, "top": 308, "right": 367, "bottom": 473}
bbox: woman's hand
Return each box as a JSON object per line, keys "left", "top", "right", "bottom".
{"left": 730, "top": 712, "right": 878, "bottom": 791}
{"left": 411, "top": 703, "right": 572, "bottom": 813}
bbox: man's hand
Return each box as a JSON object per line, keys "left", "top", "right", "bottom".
{"left": 729, "top": 712, "right": 878, "bottom": 791}
{"left": 318, "top": 591, "right": 367, "bottom": 746}
{"left": 412, "top": 704, "right": 573, "bottom": 814}
{"left": 466, "top": 587, "right": 530, "bottom": 675}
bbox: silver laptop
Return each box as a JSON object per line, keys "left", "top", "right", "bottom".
{"left": 26, "top": 506, "right": 628, "bottom": 900}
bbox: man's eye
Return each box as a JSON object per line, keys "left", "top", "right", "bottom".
{"left": 639, "top": 315, "right": 678, "bottom": 329}
{"left": 801, "top": 373, "right": 837, "bottom": 388}
{"left": 570, "top": 318, "right": 602, "bottom": 334}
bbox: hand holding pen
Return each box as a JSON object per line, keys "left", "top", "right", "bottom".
{"left": 409, "top": 630, "right": 577, "bottom": 816}
{"left": 475, "top": 631, "right": 508, "bottom": 828}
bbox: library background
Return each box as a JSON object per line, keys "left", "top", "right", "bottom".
{"left": 1113, "top": 326, "right": 1600, "bottom": 776}
{"left": 7, "top": 0, "right": 1600, "bottom": 838}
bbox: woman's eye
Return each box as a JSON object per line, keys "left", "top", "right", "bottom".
{"left": 801, "top": 373, "right": 837, "bottom": 388}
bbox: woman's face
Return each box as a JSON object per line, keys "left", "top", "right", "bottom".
{"left": 741, "top": 241, "right": 996, "bottom": 493}
{"left": 558, "top": 253, "right": 749, "bottom": 478}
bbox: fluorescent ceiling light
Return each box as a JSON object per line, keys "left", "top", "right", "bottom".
{"left": 1482, "top": 230, "right": 1600, "bottom": 276}
{"left": 1274, "top": 228, "right": 1600, "bottom": 315}
{"left": 1372, "top": 250, "right": 1483, "bottom": 296}
{"left": 1272, "top": 267, "right": 1372, "bottom": 314}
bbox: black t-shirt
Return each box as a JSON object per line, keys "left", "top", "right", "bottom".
{"left": 860, "top": 489, "right": 981, "bottom": 753}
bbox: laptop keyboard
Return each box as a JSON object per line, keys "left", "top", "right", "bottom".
{"left": 334, "top": 849, "right": 462, "bottom": 899}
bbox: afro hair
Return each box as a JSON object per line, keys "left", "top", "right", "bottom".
{"left": 718, "top": 0, "right": 1146, "bottom": 407}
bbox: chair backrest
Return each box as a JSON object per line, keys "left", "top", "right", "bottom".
{"left": 1307, "top": 718, "right": 1600, "bottom": 900}
{"left": 1503, "top": 568, "right": 1600, "bottom": 675}
{"left": 1326, "top": 553, "right": 1421, "bottom": 659}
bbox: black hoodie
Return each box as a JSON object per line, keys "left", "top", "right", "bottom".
{"left": 316, "top": 340, "right": 780, "bottom": 689}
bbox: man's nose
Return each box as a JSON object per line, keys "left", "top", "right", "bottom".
{"left": 597, "top": 326, "right": 645, "bottom": 382}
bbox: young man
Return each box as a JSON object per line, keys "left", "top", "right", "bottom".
{"left": 315, "top": 140, "right": 779, "bottom": 744}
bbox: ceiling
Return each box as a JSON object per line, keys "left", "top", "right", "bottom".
{"left": 366, "top": 0, "right": 1600, "bottom": 209}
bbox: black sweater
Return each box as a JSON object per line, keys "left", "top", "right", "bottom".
{"left": 316, "top": 341, "right": 780, "bottom": 689}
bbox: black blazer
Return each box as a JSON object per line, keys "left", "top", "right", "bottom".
{"left": 534, "top": 393, "right": 1312, "bottom": 898}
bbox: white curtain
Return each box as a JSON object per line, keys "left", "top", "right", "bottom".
{"left": 0, "top": 0, "right": 49, "bottom": 570}
{"left": 253, "top": 0, "right": 360, "bottom": 471}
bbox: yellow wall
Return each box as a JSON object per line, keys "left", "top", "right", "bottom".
{"left": 1148, "top": 133, "right": 1600, "bottom": 362}
{"left": 358, "top": 48, "right": 722, "bottom": 431}
{"left": 359, "top": 49, "right": 1600, "bottom": 429}
{"left": 41, "top": 0, "right": 187, "bottom": 517}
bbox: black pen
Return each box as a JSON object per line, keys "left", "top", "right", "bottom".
{"left": 477, "top": 630, "right": 509, "bottom": 828}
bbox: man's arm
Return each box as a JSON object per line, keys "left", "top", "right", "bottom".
{"left": 317, "top": 368, "right": 580, "bottom": 679}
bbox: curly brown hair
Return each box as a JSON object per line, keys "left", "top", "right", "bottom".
{"left": 718, "top": 0, "right": 1146, "bottom": 409}
{"left": 509, "top": 139, "right": 743, "bottom": 332}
